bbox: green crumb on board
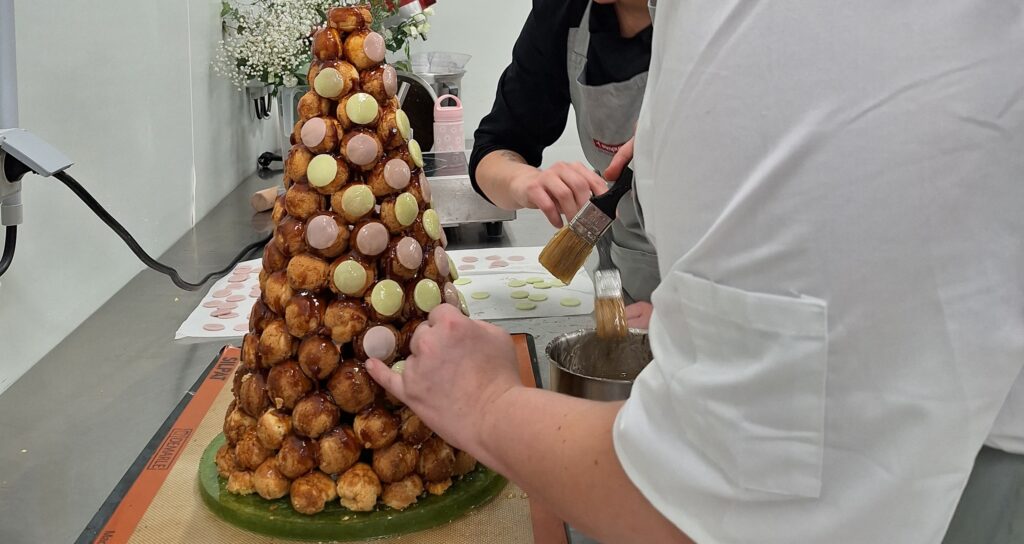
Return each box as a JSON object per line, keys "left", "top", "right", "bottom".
{"left": 507, "top": 279, "right": 527, "bottom": 288}
{"left": 560, "top": 297, "right": 582, "bottom": 307}
{"left": 515, "top": 301, "right": 537, "bottom": 311}
{"left": 471, "top": 292, "right": 490, "bottom": 300}
{"left": 510, "top": 291, "right": 530, "bottom": 299}
{"left": 528, "top": 293, "right": 548, "bottom": 302}
{"left": 454, "top": 278, "right": 472, "bottom": 286}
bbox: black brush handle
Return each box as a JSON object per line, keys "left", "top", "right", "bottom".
{"left": 590, "top": 170, "right": 634, "bottom": 217}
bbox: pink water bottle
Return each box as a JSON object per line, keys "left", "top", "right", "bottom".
{"left": 433, "top": 94, "right": 464, "bottom": 152}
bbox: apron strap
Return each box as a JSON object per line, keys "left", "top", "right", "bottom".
{"left": 572, "top": 2, "right": 593, "bottom": 58}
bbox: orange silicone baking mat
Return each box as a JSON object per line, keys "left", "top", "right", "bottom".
{"left": 78, "top": 335, "right": 567, "bottom": 544}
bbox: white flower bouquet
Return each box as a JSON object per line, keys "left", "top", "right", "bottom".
{"left": 215, "top": 0, "right": 436, "bottom": 92}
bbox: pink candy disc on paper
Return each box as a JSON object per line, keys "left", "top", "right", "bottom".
{"left": 203, "top": 324, "right": 226, "bottom": 332}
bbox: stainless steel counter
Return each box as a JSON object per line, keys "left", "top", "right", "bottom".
{"left": 0, "top": 172, "right": 593, "bottom": 544}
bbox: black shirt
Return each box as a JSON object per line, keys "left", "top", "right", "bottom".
{"left": 468, "top": 0, "right": 653, "bottom": 195}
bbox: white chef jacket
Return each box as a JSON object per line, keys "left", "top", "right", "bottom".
{"left": 613, "top": 2, "right": 1024, "bottom": 543}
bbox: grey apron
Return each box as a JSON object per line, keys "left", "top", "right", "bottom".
{"left": 567, "top": 2, "right": 660, "bottom": 303}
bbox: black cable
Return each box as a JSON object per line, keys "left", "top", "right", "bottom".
{"left": 0, "top": 225, "right": 15, "bottom": 277}
{"left": 54, "top": 171, "right": 270, "bottom": 291}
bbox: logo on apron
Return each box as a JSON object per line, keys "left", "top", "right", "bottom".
{"left": 592, "top": 139, "right": 626, "bottom": 155}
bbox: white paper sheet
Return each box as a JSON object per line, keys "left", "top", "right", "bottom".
{"left": 175, "top": 259, "right": 262, "bottom": 340}
{"left": 446, "top": 246, "right": 594, "bottom": 321}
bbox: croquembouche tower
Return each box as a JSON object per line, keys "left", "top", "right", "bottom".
{"left": 216, "top": 4, "right": 476, "bottom": 516}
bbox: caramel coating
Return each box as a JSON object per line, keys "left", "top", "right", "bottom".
{"left": 267, "top": 360, "right": 313, "bottom": 411}
{"left": 379, "top": 196, "right": 413, "bottom": 235}
{"left": 287, "top": 253, "right": 331, "bottom": 292}
{"left": 236, "top": 429, "right": 274, "bottom": 470}
{"left": 290, "top": 119, "right": 303, "bottom": 147}
{"left": 272, "top": 194, "right": 287, "bottom": 224}
{"left": 285, "top": 292, "right": 326, "bottom": 338}
{"left": 372, "top": 441, "right": 419, "bottom": 483}
{"left": 285, "top": 182, "right": 325, "bottom": 220}
{"left": 256, "top": 409, "right": 292, "bottom": 450}
{"left": 426, "top": 479, "right": 452, "bottom": 496}
{"left": 253, "top": 458, "right": 291, "bottom": 500}
{"left": 292, "top": 392, "right": 341, "bottom": 439}
{"left": 224, "top": 403, "right": 257, "bottom": 446}
{"left": 337, "top": 463, "right": 381, "bottom": 512}
{"left": 291, "top": 471, "right": 338, "bottom": 515}
{"left": 417, "top": 436, "right": 455, "bottom": 483}
{"left": 238, "top": 371, "right": 270, "bottom": 418}
{"left": 306, "top": 213, "right": 350, "bottom": 259}
{"left": 377, "top": 107, "right": 406, "bottom": 149}
{"left": 361, "top": 65, "right": 392, "bottom": 103}
{"left": 263, "top": 271, "right": 294, "bottom": 315}
{"left": 381, "top": 474, "right": 424, "bottom": 511}
{"left": 327, "top": 360, "right": 378, "bottom": 414}
{"left": 241, "top": 332, "right": 261, "bottom": 369}
{"left": 275, "top": 216, "right": 308, "bottom": 256}
{"left": 311, "top": 26, "right": 343, "bottom": 61}
{"left": 248, "top": 299, "right": 276, "bottom": 334}
{"left": 398, "top": 406, "right": 433, "bottom": 445}
{"left": 216, "top": 443, "right": 241, "bottom": 478}
{"left": 258, "top": 319, "right": 295, "bottom": 366}
{"left": 453, "top": 450, "right": 478, "bottom": 477}
{"left": 297, "top": 90, "right": 332, "bottom": 121}
{"left": 227, "top": 471, "right": 256, "bottom": 495}
{"left": 285, "top": 144, "right": 314, "bottom": 182}
{"left": 323, "top": 300, "right": 370, "bottom": 344}
{"left": 276, "top": 435, "right": 319, "bottom": 480}
{"left": 297, "top": 335, "right": 340, "bottom": 381}
{"left": 262, "top": 240, "right": 289, "bottom": 276}
{"left": 354, "top": 406, "right": 399, "bottom": 450}
{"left": 327, "top": 6, "right": 373, "bottom": 32}
{"left": 318, "top": 425, "right": 361, "bottom": 475}
{"left": 398, "top": 318, "right": 424, "bottom": 358}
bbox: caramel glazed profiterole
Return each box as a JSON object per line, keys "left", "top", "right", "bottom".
{"left": 227, "top": 4, "right": 475, "bottom": 517}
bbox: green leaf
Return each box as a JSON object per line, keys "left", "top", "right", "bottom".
{"left": 220, "top": 1, "right": 232, "bottom": 18}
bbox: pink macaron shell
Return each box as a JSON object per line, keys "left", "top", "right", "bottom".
{"left": 362, "top": 325, "right": 396, "bottom": 360}
{"left": 203, "top": 301, "right": 222, "bottom": 308}
{"left": 234, "top": 323, "right": 250, "bottom": 332}
{"left": 356, "top": 222, "right": 389, "bottom": 256}
{"left": 439, "top": 227, "right": 448, "bottom": 248}
{"left": 462, "top": 256, "right": 478, "bottom": 263}
{"left": 363, "top": 32, "right": 386, "bottom": 63}
{"left": 216, "top": 312, "right": 240, "bottom": 320}
{"left": 213, "top": 289, "right": 232, "bottom": 298}
{"left": 226, "top": 295, "right": 246, "bottom": 303}
{"left": 396, "top": 237, "right": 423, "bottom": 270}
{"left": 418, "top": 172, "right": 431, "bottom": 203}
{"left": 434, "top": 248, "right": 450, "bottom": 278}
{"left": 383, "top": 158, "right": 411, "bottom": 190}
{"left": 443, "top": 282, "right": 460, "bottom": 306}
{"left": 300, "top": 117, "right": 328, "bottom": 148}
{"left": 383, "top": 65, "right": 398, "bottom": 97}
{"left": 346, "top": 133, "right": 379, "bottom": 166}
{"left": 306, "top": 215, "right": 340, "bottom": 250}
{"left": 203, "top": 324, "right": 226, "bottom": 332}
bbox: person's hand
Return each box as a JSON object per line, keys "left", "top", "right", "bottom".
{"left": 508, "top": 162, "right": 608, "bottom": 228}
{"left": 625, "top": 301, "right": 653, "bottom": 329}
{"left": 603, "top": 137, "right": 635, "bottom": 182}
{"left": 365, "top": 304, "right": 523, "bottom": 452}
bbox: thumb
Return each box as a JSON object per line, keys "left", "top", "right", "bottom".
{"left": 603, "top": 138, "right": 635, "bottom": 181}
{"left": 366, "top": 358, "right": 406, "bottom": 402}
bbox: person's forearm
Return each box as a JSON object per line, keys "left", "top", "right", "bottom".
{"left": 475, "top": 150, "right": 537, "bottom": 210}
{"left": 477, "top": 387, "right": 691, "bottom": 544}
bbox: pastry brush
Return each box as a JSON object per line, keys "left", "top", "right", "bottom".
{"left": 594, "top": 269, "right": 628, "bottom": 339}
{"left": 539, "top": 172, "right": 633, "bottom": 283}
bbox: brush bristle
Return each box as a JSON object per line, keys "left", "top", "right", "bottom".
{"left": 539, "top": 227, "right": 593, "bottom": 283}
